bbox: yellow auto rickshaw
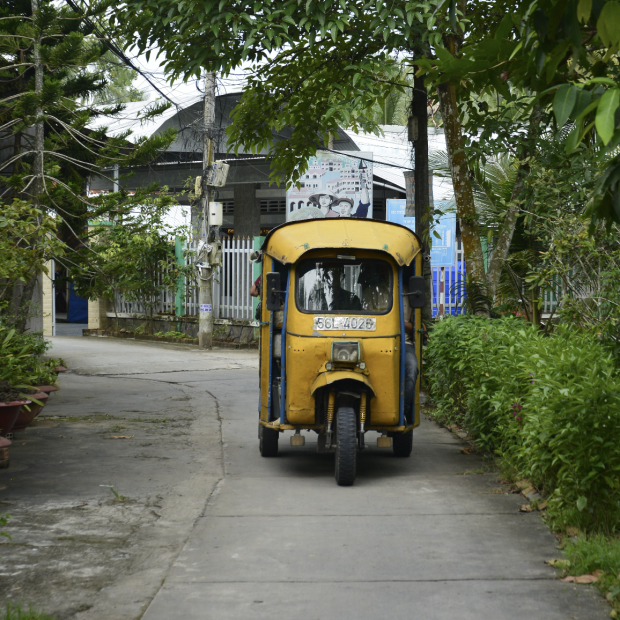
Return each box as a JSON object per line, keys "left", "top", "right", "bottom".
{"left": 256, "top": 218, "right": 425, "bottom": 486}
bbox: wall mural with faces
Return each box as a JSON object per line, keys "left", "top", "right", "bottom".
{"left": 286, "top": 151, "right": 373, "bottom": 222}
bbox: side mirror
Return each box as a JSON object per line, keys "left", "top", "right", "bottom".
{"left": 406, "top": 276, "right": 426, "bottom": 309}
{"left": 265, "top": 272, "right": 282, "bottom": 311}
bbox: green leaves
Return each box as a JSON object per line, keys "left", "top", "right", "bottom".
{"left": 576, "top": 0, "right": 592, "bottom": 23}
{"left": 595, "top": 88, "right": 620, "bottom": 145}
{"left": 597, "top": 1, "right": 620, "bottom": 47}
{"left": 553, "top": 84, "right": 578, "bottom": 128}
{"left": 427, "top": 314, "right": 620, "bottom": 532}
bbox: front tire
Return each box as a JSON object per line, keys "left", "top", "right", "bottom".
{"left": 334, "top": 406, "right": 357, "bottom": 486}
{"left": 393, "top": 431, "right": 413, "bottom": 457}
{"left": 259, "top": 423, "right": 279, "bottom": 457}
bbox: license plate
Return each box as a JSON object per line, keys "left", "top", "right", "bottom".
{"left": 313, "top": 316, "right": 376, "bottom": 331}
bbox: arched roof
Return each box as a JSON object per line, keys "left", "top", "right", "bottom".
{"left": 153, "top": 93, "right": 360, "bottom": 156}
{"left": 261, "top": 219, "right": 421, "bottom": 266}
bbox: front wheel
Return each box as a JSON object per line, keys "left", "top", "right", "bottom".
{"left": 392, "top": 431, "right": 413, "bottom": 457}
{"left": 334, "top": 406, "right": 357, "bottom": 486}
{"left": 259, "top": 423, "right": 279, "bottom": 457}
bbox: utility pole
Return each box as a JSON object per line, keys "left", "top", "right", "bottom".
{"left": 408, "top": 70, "right": 433, "bottom": 325}
{"left": 198, "top": 72, "right": 216, "bottom": 349}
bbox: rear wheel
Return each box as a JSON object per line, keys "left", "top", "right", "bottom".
{"left": 392, "top": 431, "right": 413, "bottom": 457}
{"left": 259, "top": 423, "right": 279, "bottom": 457}
{"left": 334, "top": 406, "right": 357, "bottom": 486}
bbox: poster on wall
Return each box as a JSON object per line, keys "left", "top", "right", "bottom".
{"left": 386, "top": 199, "right": 457, "bottom": 267}
{"left": 286, "top": 151, "right": 373, "bottom": 222}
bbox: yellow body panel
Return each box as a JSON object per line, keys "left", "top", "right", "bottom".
{"left": 311, "top": 371, "right": 376, "bottom": 396}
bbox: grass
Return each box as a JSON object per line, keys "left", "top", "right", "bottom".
{"left": 109, "top": 487, "right": 127, "bottom": 503}
{"left": 2, "top": 603, "right": 56, "bottom": 620}
{"left": 562, "top": 535, "right": 620, "bottom": 615}
{"left": 564, "top": 535, "right": 620, "bottom": 575}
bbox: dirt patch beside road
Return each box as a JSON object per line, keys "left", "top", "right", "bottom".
{"left": 0, "top": 369, "right": 225, "bottom": 619}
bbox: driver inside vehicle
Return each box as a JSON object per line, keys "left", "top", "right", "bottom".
{"left": 308, "top": 265, "right": 362, "bottom": 311}
{"left": 358, "top": 264, "right": 390, "bottom": 312}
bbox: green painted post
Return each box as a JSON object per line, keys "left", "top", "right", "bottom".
{"left": 175, "top": 237, "right": 185, "bottom": 322}
{"left": 252, "top": 236, "right": 265, "bottom": 327}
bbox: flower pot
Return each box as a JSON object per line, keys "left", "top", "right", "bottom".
{"left": 0, "top": 435, "right": 10, "bottom": 469}
{"left": 36, "top": 384, "right": 60, "bottom": 394}
{"left": 0, "top": 400, "right": 30, "bottom": 436}
{"left": 13, "top": 392, "right": 49, "bottom": 431}
{"left": 52, "top": 365, "right": 68, "bottom": 374}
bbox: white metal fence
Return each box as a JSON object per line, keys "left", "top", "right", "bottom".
{"left": 112, "top": 237, "right": 256, "bottom": 321}
{"left": 184, "top": 237, "right": 255, "bottom": 321}
{"left": 112, "top": 236, "right": 472, "bottom": 322}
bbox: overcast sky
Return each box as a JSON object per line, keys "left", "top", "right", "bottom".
{"left": 126, "top": 46, "right": 252, "bottom": 108}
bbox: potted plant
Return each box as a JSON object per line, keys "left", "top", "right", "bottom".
{"left": 13, "top": 357, "right": 62, "bottom": 431}
{"left": 0, "top": 328, "right": 40, "bottom": 435}
{"left": 0, "top": 383, "right": 31, "bottom": 436}
{"left": 12, "top": 390, "right": 49, "bottom": 431}
{"left": 33, "top": 357, "right": 62, "bottom": 395}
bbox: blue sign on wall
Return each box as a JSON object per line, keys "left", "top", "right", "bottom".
{"left": 386, "top": 199, "right": 456, "bottom": 267}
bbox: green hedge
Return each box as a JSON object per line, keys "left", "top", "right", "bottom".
{"left": 426, "top": 315, "right": 620, "bottom": 533}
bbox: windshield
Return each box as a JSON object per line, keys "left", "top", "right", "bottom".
{"left": 296, "top": 258, "right": 392, "bottom": 314}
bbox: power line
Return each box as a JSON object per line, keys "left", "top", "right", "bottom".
{"left": 65, "top": 0, "right": 179, "bottom": 107}
{"left": 321, "top": 147, "right": 413, "bottom": 171}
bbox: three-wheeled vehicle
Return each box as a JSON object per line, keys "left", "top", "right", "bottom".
{"left": 256, "top": 218, "right": 425, "bottom": 486}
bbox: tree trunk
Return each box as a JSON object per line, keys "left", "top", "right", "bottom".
{"left": 411, "top": 72, "right": 433, "bottom": 326}
{"left": 32, "top": 0, "right": 44, "bottom": 202}
{"left": 484, "top": 181, "right": 522, "bottom": 303}
{"left": 9, "top": 0, "right": 47, "bottom": 334}
{"left": 14, "top": 275, "right": 38, "bottom": 333}
{"left": 485, "top": 104, "right": 543, "bottom": 302}
{"left": 436, "top": 81, "right": 487, "bottom": 302}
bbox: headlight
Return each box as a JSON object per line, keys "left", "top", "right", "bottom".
{"left": 331, "top": 341, "right": 360, "bottom": 363}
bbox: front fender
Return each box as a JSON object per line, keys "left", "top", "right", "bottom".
{"left": 311, "top": 371, "right": 376, "bottom": 396}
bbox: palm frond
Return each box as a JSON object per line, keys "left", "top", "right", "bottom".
{"left": 429, "top": 150, "right": 518, "bottom": 226}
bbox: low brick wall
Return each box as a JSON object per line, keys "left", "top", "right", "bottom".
{"left": 85, "top": 315, "right": 258, "bottom": 347}
{"left": 105, "top": 315, "right": 199, "bottom": 337}
{"left": 103, "top": 314, "right": 258, "bottom": 344}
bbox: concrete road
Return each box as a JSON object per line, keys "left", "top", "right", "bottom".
{"left": 2, "top": 336, "right": 607, "bottom": 619}
{"left": 136, "top": 352, "right": 607, "bottom": 619}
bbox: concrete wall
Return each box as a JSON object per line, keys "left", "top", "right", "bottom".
{"left": 103, "top": 315, "right": 257, "bottom": 344}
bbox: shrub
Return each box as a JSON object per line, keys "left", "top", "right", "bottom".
{"left": 426, "top": 315, "right": 620, "bottom": 532}
{"left": 164, "top": 330, "right": 189, "bottom": 339}
{"left": 0, "top": 326, "right": 60, "bottom": 392}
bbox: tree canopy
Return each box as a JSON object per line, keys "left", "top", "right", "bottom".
{"left": 114, "top": 0, "right": 445, "bottom": 183}
{"left": 0, "top": 0, "right": 176, "bottom": 329}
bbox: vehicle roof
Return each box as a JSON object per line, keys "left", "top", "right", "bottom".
{"left": 261, "top": 219, "right": 421, "bottom": 266}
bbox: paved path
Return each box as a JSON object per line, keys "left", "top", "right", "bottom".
{"left": 7, "top": 336, "right": 606, "bottom": 619}
{"left": 136, "top": 353, "right": 607, "bottom": 619}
